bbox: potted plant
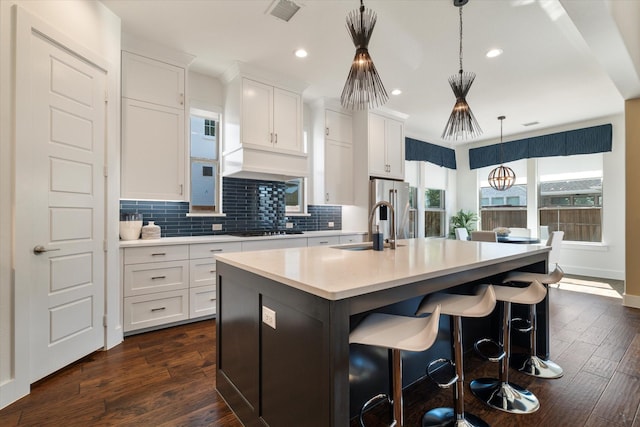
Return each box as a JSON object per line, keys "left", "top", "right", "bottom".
{"left": 449, "top": 209, "right": 479, "bottom": 238}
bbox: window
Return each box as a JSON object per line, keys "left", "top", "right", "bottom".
{"left": 478, "top": 159, "right": 528, "bottom": 230}
{"left": 538, "top": 153, "right": 603, "bottom": 242}
{"left": 189, "top": 110, "right": 220, "bottom": 213}
{"left": 285, "top": 178, "right": 305, "bottom": 213}
{"left": 425, "top": 188, "right": 445, "bottom": 237}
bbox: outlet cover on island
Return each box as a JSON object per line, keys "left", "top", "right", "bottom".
{"left": 262, "top": 306, "right": 276, "bottom": 329}
{"left": 285, "top": 222, "right": 293, "bottom": 229}
{"left": 328, "top": 222, "right": 334, "bottom": 228}
{"left": 212, "top": 224, "right": 223, "bottom": 231}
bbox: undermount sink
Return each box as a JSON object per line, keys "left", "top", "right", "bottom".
{"left": 333, "top": 242, "right": 406, "bottom": 251}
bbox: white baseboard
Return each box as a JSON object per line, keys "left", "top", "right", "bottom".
{"left": 563, "top": 265, "right": 625, "bottom": 281}
{"left": 623, "top": 293, "right": 640, "bottom": 309}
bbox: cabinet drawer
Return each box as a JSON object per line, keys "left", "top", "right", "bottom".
{"left": 124, "top": 260, "right": 189, "bottom": 297}
{"left": 190, "top": 285, "right": 216, "bottom": 318}
{"left": 242, "top": 237, "right": 307, "bottom": 252}
{"left": 124, "top": 245, "right": 188, "bottom": 264}
{"left": 340, "top": 234, "right": 365, "bottom": 244}
{"left": 124, "top": 289, "right": 189, "bottom": 332}
{"left": 190, "top": 258, "right": 216, "bottom": 288}
{"left": 307, "top": 236, "right": 340, "bottom": 247}
{"left": 190, "top": 242, "right": 242, "bottom": 259}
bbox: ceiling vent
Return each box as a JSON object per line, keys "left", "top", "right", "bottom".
{"left": 267, "top": 0, "right": 301, "bottom": 22}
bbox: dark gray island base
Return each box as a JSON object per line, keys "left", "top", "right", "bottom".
{"left": 215, "top": 242, "right": 548, "bottom": 427}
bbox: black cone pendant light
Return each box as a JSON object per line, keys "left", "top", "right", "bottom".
{"left": 442, "top": 0, "right": 482, "bottom": 140}
{"left": 488, "top": 116, "right": 516, "bottom": 191}
{"left": 341, "top": 0, "right": 388, "bottom": 110}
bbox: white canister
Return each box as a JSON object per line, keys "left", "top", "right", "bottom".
{"left": 119, "top": 212, "right": 143, "bottom": 240}
{"left": 141, "top": 221, "right": 161, "bottom": 239}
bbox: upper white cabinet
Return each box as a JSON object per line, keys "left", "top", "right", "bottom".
{"left": 242, "top": 79, "right": 302, "bottom": 153}
{"left": 311, "top": 102, "right": 353, "bottom": 205}
{"left": 222, "top": 64, "right": 308, "bottom": 181}
{"left": 121, "top": 51, "right": 186, "bottom": 200}
{"left": 368, "top": 112, "right": 405, "bottom": 180}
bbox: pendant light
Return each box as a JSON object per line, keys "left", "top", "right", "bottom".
{"left": 340, "top": 0, "right": 388, "bottom": 110}
{"left": 441, "top": 0, "right": 482, "bottom": 140}
{"left": 488, "top": 116, "right": 516, "bottom": 191}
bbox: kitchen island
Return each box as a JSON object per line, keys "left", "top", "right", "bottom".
{"left": 215, "top": 239, "right": 550, "bottom": 427}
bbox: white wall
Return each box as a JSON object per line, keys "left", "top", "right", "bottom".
{"left": 0, "top": 0, "right": 121, "bottom": 409}
{"left": 455, "top": 114, "right": 626, "bottom": 280}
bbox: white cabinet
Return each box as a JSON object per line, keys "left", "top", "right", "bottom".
{"left": 311, "top": 103, "right": 353, "bottom": 205}
{"left": 122, "top": 241, "right": 241, "bottom": 334}
{"left": 368, "top": 112, "right": 405, "bottom": 180}
{"left": 307, "top": 236, "right": 340, "bottom": 247}
{"left": 123, "top": 245, "right": 190, "bottom": 333}
{"left": 241, "top": 79, "right": 302, "bottom": 153}
{"left": 222, "top": 66, "right": 308, "bottom": 180}
{"left": 188, "top": 242, "right": 242, "bottom": 318}
{"left": 339, "top": 234, "right": 365, "bottom": 244}
{"left": 242, "top": 238, "right": 307, "bottom": 252}
{"left": 121, "top": 51, "right": 186, "bottom": 200}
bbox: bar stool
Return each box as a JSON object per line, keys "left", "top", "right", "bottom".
{"left": 469, "top": 280, "right": 544, "bottom": 414}
{"left": 501, "top": 267, "right": 564, "bottom": 378}
{"left": 415, "top": 285, "right": 496, "bottom": 427}
{"left": 350, "top": 305, "right": 442, "bottom": 427}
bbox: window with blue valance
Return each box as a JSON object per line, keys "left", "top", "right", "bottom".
{"left": 468, "top": 123, "right": 612, "bottom": 170}
{"left": 405, "top": 137, "right": 457, "bottom": 169}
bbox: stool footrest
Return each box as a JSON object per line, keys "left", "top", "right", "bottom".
{"left": 426, "top": 358, "right": 458, "bottom": 389}
{"left": 511, "top": 317, "right": 533, "bottom": 333}
{"left": 474, "top": 338, "right": 506, "bottom": 362}
{"left": 358, "top": 393, "right": 392, "bottom": 427}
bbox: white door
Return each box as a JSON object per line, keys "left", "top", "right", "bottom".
{"left": 20, "top": 30, "right": 106, "bottom": 382}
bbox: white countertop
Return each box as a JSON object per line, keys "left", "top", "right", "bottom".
{"left": 215, "top": 239, "right": 550, "bottom": 300}
{"left": 118, "top": 230, "right": 366, "bottom": 248}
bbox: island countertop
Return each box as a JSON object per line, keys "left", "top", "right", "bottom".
{"left": 214, "top": 238, "right": 550, "bottom": 300}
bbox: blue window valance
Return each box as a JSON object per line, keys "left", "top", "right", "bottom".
{"left": 405, "top": 137, "right": 457, "bottom": 169}
{"left": 468, "top": 123, "right": 612, "bottom": 170}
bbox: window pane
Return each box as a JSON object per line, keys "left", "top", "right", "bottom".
{"left": 189, "top": 111, "right": 219, "bottom": 213}
{"left": 425, "top": 211, "right": 444, "bottom": 237}
{"left": 425, "top": 189, "right": 444, "bottom": 209}
{"left": 285, "top": 178, "right": 304, "bottom": 213}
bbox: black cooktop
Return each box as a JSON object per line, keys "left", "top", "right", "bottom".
{"left": 228, "top": 230, "right": 304, "bottom": 237}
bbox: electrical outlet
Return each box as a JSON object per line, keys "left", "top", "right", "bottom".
{"left": 212, "top": 224, "right": 222, "bottom": 231}
{"left": 262, "top": 306, "right": 276, "bottom": 329}
{"left": 328, "top": 221, "right": 335, "bottom": 228}
{"left": 285, "top": 222, "right": 294, "bottom": 229}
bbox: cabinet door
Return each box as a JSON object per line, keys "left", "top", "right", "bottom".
{"left": 242, "top": 78, "right": 273, "bottom": 148}
{"left": 368, "top": 113, "right": 387, "bottom": 177}
{"left": 122, "top": 52, "right": 184, "bottom": 109}
{"left": 121, "top": 99, "right": 185, "bottom": 200}
{"left": 325, "top": 140, "right": 353, "bottom": 204}
{"left": 325, "top": 110, "right": 352, "bottom": 144}
{"left": 273, "top": 88, "right": 302, "bottom": 153}
{"left": 385, "top": 118, "right": 405, "bottom": 179}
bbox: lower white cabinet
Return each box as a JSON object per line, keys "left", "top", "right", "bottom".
{"left": 122, "top": 241, "right": 241, "bottom": 334}
{"left": 307, "top": 236, "right": 340, "bottom": 247}
{"left": 339, "top": 234, "right": 365, "bottom": 244}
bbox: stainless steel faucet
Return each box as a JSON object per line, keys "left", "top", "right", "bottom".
{"left": 368, "top": 201, "right": 396, "bottom": 249}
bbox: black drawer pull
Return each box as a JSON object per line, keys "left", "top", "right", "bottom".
{"left": 210, "top": 298, "right": 216, "bottom": 301}
{"left": 151, "top": 253, "right": 166, "bottom": 256}
{"left": 210, "top": 249, "right": 223, "bottom": 252}
{"left": 209, "top": 269, "right": 216, "bottom": 273}
{"left": 151, "top": 275, "right": 166, "bottom": 280}
{"left": 151, "top": 307, "right": 166, "bottom": 312}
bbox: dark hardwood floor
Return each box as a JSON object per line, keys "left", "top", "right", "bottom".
{"left": 1, "top": 284, "right": 638, "bottom": 426}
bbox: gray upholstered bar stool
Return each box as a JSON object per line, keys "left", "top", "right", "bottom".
{"left": 469, "top": 280, "right": 545, "bottom": 414}
{"left": 501, "top": 266, "right": 564, "bottom": 378}
{"left": 416, "top": 285, "right": 496, "bottom": 427}
{"left": 350, "top": 305, "right": 442, "bottom": 427}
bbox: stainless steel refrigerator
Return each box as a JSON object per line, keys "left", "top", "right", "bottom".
{"left": 369, "top": 178, "right": 418, "bottom": 240}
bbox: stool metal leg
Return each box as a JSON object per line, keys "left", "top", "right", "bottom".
{"left": 391, "top": 348, "right": 403, "bottom": 427}
{"left": 470, "top": 302, "right": 540, "bottom": 414}
{"left": 511, "top": 303, "right": 563, "bottom": 379}
{"left": 422, "top": 315, "right": 489, "bottom": 427}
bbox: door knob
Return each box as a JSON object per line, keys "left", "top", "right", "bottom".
{"left": 33, "top": 245, "right": 60, "bottom": 254}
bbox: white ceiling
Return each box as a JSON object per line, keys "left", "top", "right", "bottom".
{"left": 101, "top": 0, "right": 639, "bottom": 146}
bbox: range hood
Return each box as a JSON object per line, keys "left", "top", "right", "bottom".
{"left": 222, "top": 146, "right": 308, "bottom": 182}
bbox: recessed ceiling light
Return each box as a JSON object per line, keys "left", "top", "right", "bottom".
{"left": 391, "top": 89, "right": 402, "bottom": 96}
{"left": 486, "top": 48, "right": 503, "bottom": 58}
{"left": 294, "top": 49, "right": 308, "bottom": 58}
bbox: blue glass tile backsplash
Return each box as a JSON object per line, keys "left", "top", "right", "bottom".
{"left": 119, "top": 177, "right": 342, "bottom": 238}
